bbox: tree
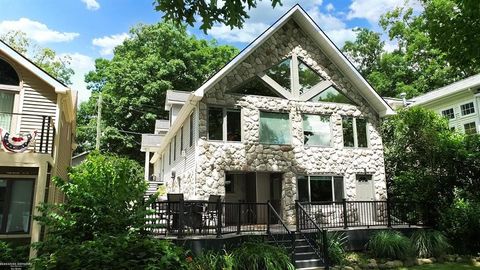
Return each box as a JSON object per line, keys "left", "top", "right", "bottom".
{"left": 0, "top": 31, "right": 74, "bottom": 85}
{"left": 78, "top": 22, "right": 238, "bottom": 160}
{"left": 343, "top": 28, "right": 384, "bottom": 77}
{"left": 153, "top": 0, "right": 282, "bottom": 32}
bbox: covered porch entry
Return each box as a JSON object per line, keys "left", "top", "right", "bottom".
{"left": 224, "top": 171, "right": 283, "bottom": 225}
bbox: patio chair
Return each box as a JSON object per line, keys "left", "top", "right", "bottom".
{"left": 166, "top": 193, "right": 184, "bottom": 232}
{"left": 203, "top": 195, "right": 221, "bottom": 233}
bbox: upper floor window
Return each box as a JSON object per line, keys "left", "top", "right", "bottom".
{"left": 0, "top": 91, "right": 14, "bottom": 130}
{"left": 298, "top": 60, "right": 324, "bottom": 94}
{"left": 0, "top": 58, "right": 19, "bottom": 86}
{"left": 342, "top": 117, "right": 368, "bottom": 148}
{"left": 266, "top": 58, "right": 291, "bottom": 92}
{"left": 441, "top": 108, "right": 455, "bottom": 119}
{"left": 259, "top": 111, "right": 290, "bottom": 144}
{"left": 464, "top": 122, "right": 477, "bottom": 135}
{"left": 302, "top": 114, "right": 331, "bottom": 146}
{"left": 207, "top": 107, "right": 241, "bottom": 142}
{"left": 309, "top": 86, "right": 356, "bottom": 105}
{"left": 460, "top": 102, "right": 475, "bottom": 116}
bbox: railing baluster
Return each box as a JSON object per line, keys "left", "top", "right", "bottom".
{"left": 46, "top": 116, "right": 51, "bottom": 154}
{"left": 216, "top": 198, "right": 222, "bottom": 238}
{"left": 40, "top": 116, "right": 46, "bottom": 153}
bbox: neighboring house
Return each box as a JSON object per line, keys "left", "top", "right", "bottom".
{"left": 0, "top": 41, "right": 76, "bottom": 255}
{"left": 71, "top": 151, "right": 89, "bottom": 167}
{"left": 409, "top": 74, "right": 480, "bottom": 134}
{"left": 141, "top": 5, "right": 394, "bottom": 224}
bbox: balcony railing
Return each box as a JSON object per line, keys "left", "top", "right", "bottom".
{"left": 0, "top": 112, "right": 56, "bottom": 155}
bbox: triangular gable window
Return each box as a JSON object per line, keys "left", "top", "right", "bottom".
{"left": 265, "top": 58, "right": 291, "bottom": 92}
{"left": 229, "top": 76, "right": 281, "bottom": 97}
{"left": 0, "top": 58, "right": 19, "bottom": 86}
{"left": 298, "top": 60, "right": 324, "bottom": 95}
{"left": 309, "top": 86, "right": 356, "bottom": 105}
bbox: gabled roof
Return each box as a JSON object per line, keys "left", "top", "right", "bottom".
{"left": 410, "top": 74, "right": 480, "bottom": 106}
{"left": 150, "top": 4, "right": 394, "bottom": 163}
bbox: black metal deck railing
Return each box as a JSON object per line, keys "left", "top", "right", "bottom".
{"left": 0, "top": 112, "right": 56, "bottom": 155}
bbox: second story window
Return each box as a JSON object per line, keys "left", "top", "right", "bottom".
{"left": 0, "top": 91, "right": 15, "bottom": 130}
{"left": 461, "top": 102, "right": 475, "bottom": 116}
{"left": 302, "top": 114, "right": 331, "bottom": 146}
{"left": 342, "top": 117, "right": 368, "bottom": 148}
{"left": 259, "top": 111, "right": 290, "bottom": 144}
{"left": 464, "top": 122, "right": 477, "bottom": 135}
{"left": 441, "top": 108, "right": 455, "bottom": 119}
{"left": 207, "top": 107, "right": 241, "bottom": 142}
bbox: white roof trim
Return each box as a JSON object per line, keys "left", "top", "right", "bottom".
{"left": 0, "top": 40, "right": 69, "bottom": 92}
{"left": 193, "top": 5, "right": 393, "bottom": 116}
{"left": 410, "top": 74, "right": 480, "bottom": 106}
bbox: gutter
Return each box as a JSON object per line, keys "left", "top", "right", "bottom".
{"left": 150, "top": 92, "right": 203, "bottom": 164}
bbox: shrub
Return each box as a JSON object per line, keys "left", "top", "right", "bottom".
{"left": 187, "top": 250, "right": 234, "bottom": 270}
{"left": 232, "top": 242, "right": 295, "bottom": 270}
{"left": 367, "top": 230, "right": 413, "bottom": 260}
{"left": 31, "top": 235, "right": 186, "bottom": 269}
{"left": 410, "top": 230, "right": 450, "bottom": 258}
{"left": 318, "top": 231, "right": 347, "bottom": 265}
{"left": 0, "top": 241, "right": 29, "bottom": 263}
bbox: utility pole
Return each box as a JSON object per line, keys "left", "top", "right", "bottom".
{"left": 95, "top": 92, "right": 102, "bottom": 150}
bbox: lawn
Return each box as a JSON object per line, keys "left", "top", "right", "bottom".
{"left": 399, "top": 262, "right": 480, "bottom": 269}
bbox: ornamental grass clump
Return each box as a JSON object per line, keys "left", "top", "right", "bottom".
{"left": 187, "top": 250, "right": 234, "bottom": 270}
{"left": 232, "top": 242, "right": 295, "bottom": 270}
{"left": 410, "top": 230, "right": 451, "bottom": 258}
{"left": 367, "top": 230, "right": 413, "bottom": 260}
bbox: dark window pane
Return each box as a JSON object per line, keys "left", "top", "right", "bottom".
{"left": 173, "top": 136, "right": 177, "bottom": 160}
{"left": 342, "top": 117, "right": 355, "bottom": 147}
{"left": 6, "top": 180, "right": 34, "bottom": 233}
{"left": 299, "top": 61, "right": 324, "bottom": 94}
{"left": 464, "top": 122, "right": 477, "bottom": 135}
{"left": 227, "top": 110, "right": 241, "bottom": 141}
{"left": 189, "top": 113, "right": 194, "bottom": 147}
{"left": 259, "top": 112, "right": 290, "bottom": 144}
{"left": 0, "top": 180, "right": 6, "bottom": 232}
{"left": 297, "top": 176, "right": 309, "bottom": 202}
{"left": 333, "top": 177, "right": 344, "bottom": 201}
{"left": 310, "top": 176, "right": 332, "bottom": 202}
{"left": 180, "top": 126, "right": 184, "bottom": 151}
{"left": 229, "top": 76, "right": 280, "bottom": 97}
{"left": 208, "top": 108, "right": 224, "bottom": 140}
{"left": 309, "top": 86, "right": 356, "bottom": 105}
{"left": 0, "top": 59, "right": 20, "bottom": 86}
{"left": 225, "top": 173, "right": 234, "bottom": 193}
{"left": 441, "top": 108, "right": 455, "bottom": 119}
{"left": 303, "top": 114, "right": 331, "bottom": 146}
{"left": 356, "top": 118, "right": 368, "bottom": 147}
{"left": 461, "top": 102, "right": 475, "bottom": 116}
{"left": 0, "top": 91, "right": 14, "bottom": 130}
{"left": 266, "top": 58, "right": 291, "bottom": 91}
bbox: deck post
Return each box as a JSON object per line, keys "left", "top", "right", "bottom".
{"left": 342, "top": 199, "right": 348, "bottom": 229}
{"left": 178, "top": 199, "right": 184, "bottom": 238}
{"left": 237, "top": 201, "right": 241, "bottom": 234}
{"left": 266, "top": 200, "right": 271, "bottom": 235}
{"left": 386, "top": 198, "right": 392, "bottom": 228}
{"left": 322, "top": 229, "right": 330, "bottom": 270}
{"left": 216, "top": 198, "right": 222, "bottom": 238}
{"left": 295, "top": 200, "right": 299, "bottom": 232}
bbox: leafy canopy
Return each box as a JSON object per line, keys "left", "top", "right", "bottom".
{"left": 154, "top": 0, "right": 282, "bottom": 32}
{"left": 77, "top": 22, "right": 238, "bottom": 159}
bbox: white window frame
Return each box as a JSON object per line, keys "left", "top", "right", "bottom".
{"left": 342, "top": 117, "right": 370, "bottom": 148}
{"left": 302, "top": 114, "right": 332, "bottom": 147}
{"left": 460, "top": 102, "right": 475, "bottom": 116}
{"left": 441, "top": 108, "right": 455, "bottom": 120}
{"left": 207, "top": 106, "right": 242, "bottom": 142}
{"left": 297, "top": 175, "right": 345, "bottom": 202}
{"left": 463, "top": 121, "right": 478, "bottom": 135}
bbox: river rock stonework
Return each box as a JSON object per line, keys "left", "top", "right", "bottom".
{"left": 190, "top": 20, "right": 387, "bottom": 224}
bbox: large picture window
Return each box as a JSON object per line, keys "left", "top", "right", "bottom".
{"left": 207, "top": 107, "right": 242, "bottom": 142}
{"left": 297, "top": 176, "right": 344, "bottom": 202}
{"left": 259, "top": 112, "right": 291, "bottom": 144}
{"left": 303, "top": 114, "right": 331, "bottom": 146}
{"left": 342, "top": 117, "right": 368, "bottom": 148}
{"left": 0, "top": 179, "right": 34, "bottom": 234}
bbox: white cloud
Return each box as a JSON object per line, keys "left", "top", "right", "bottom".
{"left": 81, "top": 0, "right": 100, "bottom": 10}
{"left": 210, "top": 22, "right": 269, "bottom": 43}
{"left": 325, "top": 28, "right": 357, "bottom": 48}
{"left": 0, "top": 18, "right": 79, "bottom": 43}
{"left": 347, "top": 0, "right": 422, "bottom": 24}
{"left": 92, "top": 33, "right": 129, "bottom": 56}
{"left": 61, "top": 53, "right": 95, "bottom": 103}
{"left": 326, "top": 3, "right": 335, "bottom": 12}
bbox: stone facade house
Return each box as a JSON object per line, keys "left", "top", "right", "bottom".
{"left": 142, "top": 5, "right": 394, "bottom": 224}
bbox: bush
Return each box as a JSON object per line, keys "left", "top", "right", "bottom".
{"left": 439, "top": 198, "right": 480, "bottom": 253}
{"left": 31, "top": 234, "right": 187, "bottom": 269}
{"left": 410, "top": 230, "right": 450, "bottom": 258}
{"left": 187, "top": 250, "right": 234, "bottom": 270}
{"left": 367, "top": 230, "right": 413, "bottom": 260}
{"left": 232, "top": 242, "right": 295, "bottom": 270}
{"left": 319, "top": 231, "right": 347, "bottom": 265}
{"left": 0, "top": 241, "right": 29, "bottom": 263}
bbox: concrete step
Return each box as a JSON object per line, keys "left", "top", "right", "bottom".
{"left": 295, "top": 258, "right": 323, "bottom": 269}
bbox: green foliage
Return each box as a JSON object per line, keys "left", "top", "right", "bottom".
{"left": 153, "top": 0, "right": 282, "bottom": 32}
{"left": 31, "top": 234, "right": 187, "bottom": 270}
{"left": 410, "top": 230, "right": 450, "bottom": 258}
{"left": 232, "top": 242, "right": 295, "bottom": 270}
{"left": 0, "top": 241, "right": 29, "bottom": 263}
{"left": 77, "top": 22, "right": 238, "bottom": 160}
{"left": 319, "top": 231, "right": 348, "bottom": 265}
{"left": 367, "top": 230, "right": 413, "bottom": 260}
{"left": 187, "top": 250, "right": 234, "bottom": 270}
{"left": 439, "top": 198, "right": 480, "bottom": 253}
{"left": 0, "top": 30, "right": 74, "bottom": 85}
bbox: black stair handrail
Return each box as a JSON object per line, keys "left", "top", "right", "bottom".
{"left": 267, "top": 201, "right": 295, "bottom": 261}
{"left": 296, "top": 201, "right": 330, "bottom": 269}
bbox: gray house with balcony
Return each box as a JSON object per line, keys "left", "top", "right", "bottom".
{"left": 141, "top": 5, "right": 394, "bottom": 225}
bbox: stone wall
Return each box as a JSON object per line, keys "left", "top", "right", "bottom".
{"left": 191, "top": 19, "right": 387, "bottom": 224}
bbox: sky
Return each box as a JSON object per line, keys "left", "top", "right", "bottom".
{"left": 0, "top": 0, "right": 420, "bottom": 104}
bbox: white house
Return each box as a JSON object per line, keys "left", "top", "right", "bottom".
{"left": 141, "top": 5, "right": 394, "bottom": 224}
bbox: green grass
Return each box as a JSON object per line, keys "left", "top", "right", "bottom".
{"left": 398, "top": 262, "right": 480, "bottom": 269}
